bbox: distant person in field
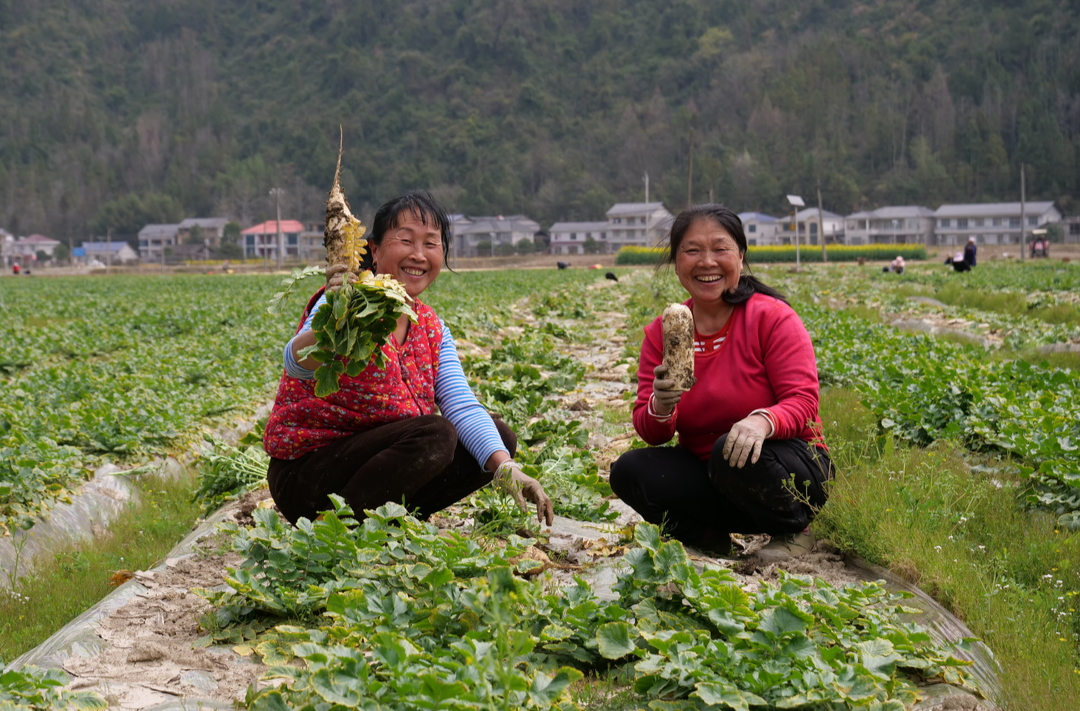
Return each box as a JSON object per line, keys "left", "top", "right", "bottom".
{"left": 263, "top": 191, "right": 553, "bottom": 527}
{"left": 11, "top": 262, "right": 19, "bottom": 275}
{"left": 949, "top": 251, "right": 971, "bottom": 272}
{"left": 889, "top": 256, "right": 906, "bottom": 274}
{"left": 964, "top": 236, "right": 977, "bottom": 267}
{"left": 609, "top": 204, "right": 833, "bottom": 562}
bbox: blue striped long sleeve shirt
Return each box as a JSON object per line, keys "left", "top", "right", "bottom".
{"left": 283, "top": 294, "right": 505, "bottom": 469}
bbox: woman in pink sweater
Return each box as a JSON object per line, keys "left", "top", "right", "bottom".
{"left": 610, "top": 204, "right": 833, "bottom": 561}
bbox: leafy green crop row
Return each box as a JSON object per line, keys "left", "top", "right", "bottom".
{"left": 202, "top": 501, "right": 977, "bottom": 710}
{"left": 0, "top": 275, "right": 300, "bottom": 534}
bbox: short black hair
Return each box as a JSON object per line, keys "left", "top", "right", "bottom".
{"left": 368, "top": 191, "right": 452, "bottom": 268}
{"left": 659, "top": 203, "right": 787, "bottom": 305}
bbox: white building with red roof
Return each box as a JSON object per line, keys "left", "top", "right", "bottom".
{"left": 242, "top": 219, "right": 306, "bottom": 261}
{"left": 11, "top": 234, "right": 62, "bottom": 263}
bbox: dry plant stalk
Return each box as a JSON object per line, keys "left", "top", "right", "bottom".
{"left": 662, "top": 303, "right": 696, "bottom": 390}
{"left": 324, "top": 127, "right": 367, "bottom": 274}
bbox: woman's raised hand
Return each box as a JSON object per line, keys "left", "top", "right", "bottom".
{"left": 650, "top": 363, "right": 684, "bottom": 416}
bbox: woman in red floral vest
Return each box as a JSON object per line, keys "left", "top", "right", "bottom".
{"left": 264, "top": 191, "right": 553, "bottom": 526}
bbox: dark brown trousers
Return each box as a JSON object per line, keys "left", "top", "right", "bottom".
{"left": 267, "top": 414, "right": 516, "bottom": 525}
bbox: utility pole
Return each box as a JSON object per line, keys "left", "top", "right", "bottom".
{"left": 106, "top": 227, "right": 112, "bottom": 274}
{"left": 686, "top": 128, "right": 695, "bottom": 207}
{"left": 270, "top": 188, "right": 284, "bottom": 269}
{"left": 817, "top": 182, "right": 827, "bottom": 262}
{"left": 1019, "top": 164, "right": 1026, "bottom": 262}
{"left": 787, "top": 195, "right": 805, "bottom": 271}
{"left": 643, "top": 172, "right": 650, "bottom": 204}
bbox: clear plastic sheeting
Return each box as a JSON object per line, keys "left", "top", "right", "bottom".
{"left": 8, "top": 504, "right": 256, "bottom": 710}
{"left": 0, "top": 458, "right": 186, "bottom": 592}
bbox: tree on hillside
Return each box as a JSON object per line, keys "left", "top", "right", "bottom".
{"left": 218, "top": 221, "right": 243, "bottom": 259}
{"left": 89, "top": 193, "right": 184, "bottom": 237}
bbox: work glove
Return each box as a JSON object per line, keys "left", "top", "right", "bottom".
{"left": 722, "top": 413, "right": 772, "bottom": 468}
{"left": 650, "top": 363, "right": 684, "bottom": 415}
{"left": 324, "top": 264, "right": 357, "bottom": 292}
{"left": 495, "top": 461, "right": 554, "bottom": 526}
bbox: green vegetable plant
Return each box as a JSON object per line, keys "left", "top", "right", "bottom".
{"left": 200, "top": 500, "right": 979, "bottom": 710}
{"left": 0, "top": 664, "right": 106, "bottom": 710}
{"left": 267, "top": 266, "right": 417, "bottom": 398}
{"left": 193, "top": 434, "right": 269, "bottom": 514}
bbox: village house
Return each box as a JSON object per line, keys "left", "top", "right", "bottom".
{"left": 82, "top": 240, "right": 140, "bottom": 264}
{"left": 138, "top": 224, "right": 180, "bottom": 262}
{"left": 451, "top": 215, "right": 542, "bottom": 259}
{"left": 738, "top": 212, "right": 782, "bottom": 246}
{"left": 177, "top": 218, "right": 230, "bottom": 248}
{"left": 780, "top": 208, "right": 845, "bottom": 246}
{"left": 604, "top": 203, "right": 674, "bottom": 250}
{"left": 548, "top": 221, "right": 609, "bottom": 255}
{"left": 9, "top": 234, "right": 62, "bottom": 265}
{"left": 844, "top": 206, "right": 935, "bottom": 245}
{"left": 933, "top": 202, "right": 1062, "bottom": 247}
{"left": 241, "top": 219, "right": 305, "bottom": 261}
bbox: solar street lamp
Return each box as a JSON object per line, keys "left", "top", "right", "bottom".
{"left": 787, "top": 195, "right": 805, "bottom": 270}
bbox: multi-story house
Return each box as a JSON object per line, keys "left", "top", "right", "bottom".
{"left": 241, "top": 219, "right": 305, "bottom": 261}
{"left": 604, "top": 203, "right": 674, "bottom": 250}
{"left": 138, "top": 224, "right": 180, "bottom": 262}
{"left": 11, "top": 234, "right": 62, "bottom": 263}
{"left": 933, "top": 202, "right": 1061, "bottom": 247}
{"left": 177, "top": 218, "right": 230, "bottom": 249}
{"left": 738, "top": 212, "right": 781, "bottom": 246}
{"left": 780, "top": 209, "right": 844, "bottom": 246}
{"left": 1065, "top": 215, "right": 1080, "bottom": 244}
{"left": 844, "top": 207, "right": 935, "bottom": 245}
{"left": 450, "top": 215, "right": 541, "bottom": 258}
{"left": 548, "top": 221, "right": 609, "bottom": 255}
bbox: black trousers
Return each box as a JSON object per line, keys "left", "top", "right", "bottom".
{"left": 609, "top": 434, "right": 833, "bottom": 545}
{"left": 267, "top": 414, "right": 516, "bottom": 525}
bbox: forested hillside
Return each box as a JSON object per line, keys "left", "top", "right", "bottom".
{"left": 1, "top": 0, "right": 1077, "bottom": 243}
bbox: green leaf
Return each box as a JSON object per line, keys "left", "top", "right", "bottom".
{"left": 529, "top": 667, "right": 583, "bottom": 705}
{"left": 693, "top": 682, "right": 766, "bottom": 711}
{"left": 596, "top": 621, "right": 637, "bottom": 659}
{"left": 759, "top": 604, "right": 810, "bottom": 637}
{"left": 310, "top": 668, "right": 362, "bottom": 706}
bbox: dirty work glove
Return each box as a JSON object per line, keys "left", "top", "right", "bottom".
{"left": 324, "top": 264, "right": 357, "bottom": 292}
{"left": 495, "top": 460, "right": 554, "bottom": 526}
{"left": 651, "top": 363, "right": 684, "bottom": 416}
{"left": 722, "top": 414, "right": 772, "bottom": 468}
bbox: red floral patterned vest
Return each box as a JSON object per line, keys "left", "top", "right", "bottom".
{"left": 263, "top": 288, "right": 442, "bottom": 460}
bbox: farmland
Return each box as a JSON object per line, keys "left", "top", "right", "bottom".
{"left": 2, "top": 260, "right": 1080, "bottom": 709}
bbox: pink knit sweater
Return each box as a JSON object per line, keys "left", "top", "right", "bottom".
{"left": 632, "top": 293, "right": 825, "bottom": 460}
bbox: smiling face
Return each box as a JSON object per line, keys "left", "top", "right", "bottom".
{"left": 370, "top": 210, "right": 444, "bottom": 299}
{"left": 673, "top": 218, "right": 744, "bottom": 308}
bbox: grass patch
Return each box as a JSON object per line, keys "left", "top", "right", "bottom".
{"left": 838, "top": 304, "right": 884, "bottom": 323}
{"left": 933, "top": 283, "right": 1029, "bottom": 316}
{"left": 1031, "top": 303, "right": 1080, "bottom": 327}
{"left": 817, "top": 387, "right": 1080, "bottom": 711}
{"left": 0, "top": 470, "right": 203, "bottom": 663}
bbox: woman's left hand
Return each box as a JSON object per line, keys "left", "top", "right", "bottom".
{"left": 722, "top": 414, "right": 772, "bottom": 468}
{"left": 494, "top": 461, "right": 554, "bottom": 526}
{"left": 325, "top": 264, "right": 357, "bottom": 292}
{"left": 511, "top": 468, "right": 555, "bottom": 526}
